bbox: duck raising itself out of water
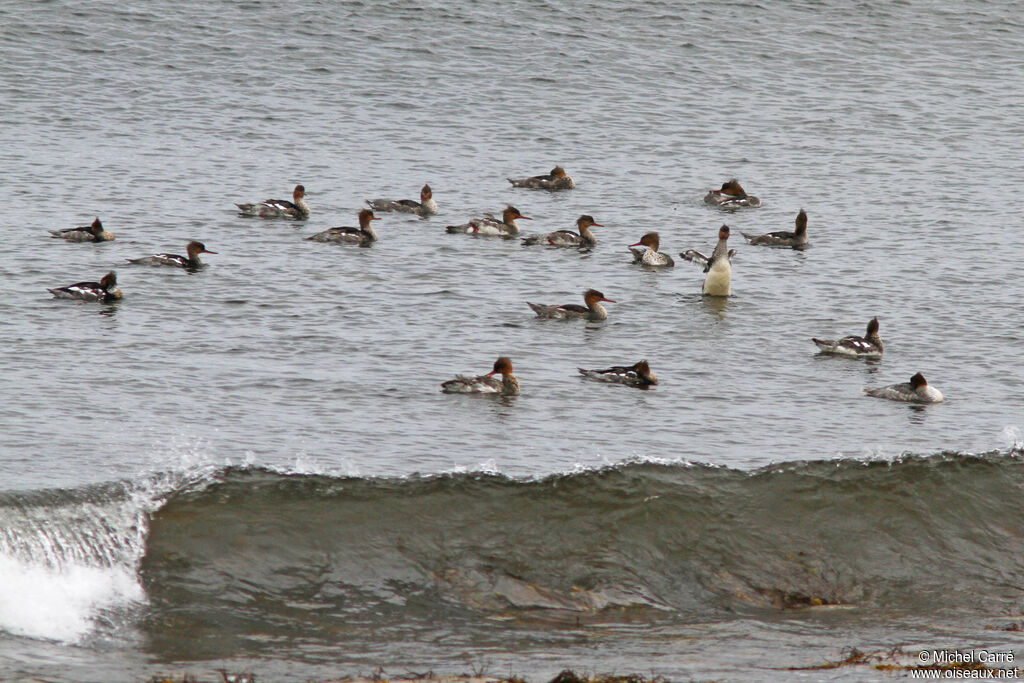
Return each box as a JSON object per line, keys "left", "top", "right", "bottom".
{"left": 236, "top": 184, "right": 309, "bottom": 219}
{"left": 864, "top": 372, "right": 943, "bottom": 403}
{"left": 48, "top": 271, "right": 122, "bottom": 303}
{"left": 366, "top": 183, "right": 437, "bottom": 217}
{"left": 522, "top": 215, "right": 601, "bottom": 248}
{"left": 127, "top": 241, "right": 216, "bottom": 270}
{"left": 441, "top": 356, "right": 520, "bottom": 396}
{"left": 812, "top": 317, "right": 883, "bottom": 358}
{"left": 305, "top": 209, "right": 380, "bottom": 245}
{"left": 703, "top": 178, "right": 761, "bottom": 208}
{"left": 527, "top": 288, "right": 615, "bottom": 322}
{"left": 629, "top": 232, "right": 674, "bottom": 267}
{"left": 445, "top": 206, "right": 531, "bottom": 237}
{"left": 681, "top": 225, "right": 734, "bottom": 296}
{"left": 742, "top": 209, "right": 808, "bottom": 248}
{"left": 48, "top": 217, "right": 115, "bottom": 242}
{"left": 507, "top": 165, "right": 575, "bottom": 190}
{"left": 578, "top": 360, "right": 658, "bottom": 388}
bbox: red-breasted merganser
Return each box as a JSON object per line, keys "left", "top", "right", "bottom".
{"left": 522, "top": 215, "right": 601, "bottom": 247}
{"left": 305, "top": 209, "right": 380, "bottom": 245}
{"left": 704, "top": 178, "right": 761, "bottom": 208}
{"left": 507, "top": 165, "right": 575, "bottom": 190}
{"left": 681, "top": 225, "right": 734, "bottom": 296}
{"left": 629, "top": 232, "right": 674, "bottom": 267}
{"left": 578, "top": 360, "right": 658, "bottom": 388}
{"left": 236, "top": 185, "right": 309, "bottom": 219}
{"left": 366, "top": 184, "right": 437, "bottom": 217}
{"left": 127, "top": 241, "right": 216, "bottom": 269}
{"left": 527, "top": 288, "right": 615, "bottom": 321}
{"left": 441, "top": 356, "right": 520, "bottom": 395}
{"left": 445, "top": 206, "right": 530, "bottom": 237}
{"left": 48, "top": 271, "right": 122, "bottom": 303}
{"left": 864, "top": 373, "right": 943, "bottom": 403}
{"left": 812, "top": 317, "right": 883, "bottom": 357}
{"left": 742, "top": 209, "right": 808, "bottom": 248}
{"left": 48, "top": 218, "right": 114, "bottom": 242}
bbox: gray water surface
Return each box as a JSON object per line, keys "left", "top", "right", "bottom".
{"left": 1, "top": 0, "right": 1023, "bottom": 679}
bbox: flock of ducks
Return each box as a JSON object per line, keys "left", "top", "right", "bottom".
{"left": 45, "top": 169, "right": 942, "bottom": 404}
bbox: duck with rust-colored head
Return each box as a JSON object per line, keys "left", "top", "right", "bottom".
{"left": 445, "top": 206, "right": 530, "bottom": 237}
{"left": 236, "top": 184, "right": 309, "bottom": 219}
{"left": 743, "top": 209, "right": 808, "bottom": 248}
{"left": 629, "top": 232, "right": 674, "bottom": 267}
{"left": 579, "top": 360, "right": 658, "bottom": 388}
{"left": 864, "top": 373, "right": 943, "bottom": 404}
{"left": 813, "top": 317, "right": 883, "bottom": 358}
{"left": 48, "top": 271, "right": 122, "bottom": 303}
{"left": 49, "top": 217, "right": 115, "bottom": 243}
{"left": 441, "top": 357, "right": 520, "bottom": 396}
{"left": 681, "top": 225, "right": 733, "bottom": 296}
{"left": 704, "top": 178, "right": 761, "bottom": 208}
{"left": 127, "top": 241, "right": 217, "bottom": 270}
{"left": 522, "top": 215, "right": 602, "bottom": 248}
{"left": 367, "top": 183, "right": 437, "bottom": 217}
{"left": 305, "top": 209, "right": 380, "bottom": 245}
{"left": 508, "top": 165, "right": 575, "bottom": 190}
{"left": 527, "top": 288, "right": 615, "bottom": 322}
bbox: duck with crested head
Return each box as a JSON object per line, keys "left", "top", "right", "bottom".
{"left": 812, "top": 317, "right": 883, "bottom": 358}
{"left": 441, "top": 357, "right": 520, "bottom": 396}
{"left": 305, "top": 209, "right": 380, "bottom": 245}
{"left": 864, "top": 372, "right": 943, "bottom": 404}
{"left": 681, "top": 225, "right": 733, "bottom": 296}
{"left": 527, "top": 288, "right": 615, "bottom": 322}
{"left": 578, "top": 360, "right": 658, "bottom": 388}
{"left": 127, "top": 241, "right": 216, "bottom": 270}
{"left": 49, "top": 217, "right": 114, "bottom": 243}
{"left": 508, "top": 165, "right": 575, "bottom": 190}
{"left": 445, "top": 206, "right": 530, "bottom": 237}
{"left": 366, "top": 183, "right": 437, "bottom": 217}
{"left": 743, "top": 209, "right": 808, "bottom": 248}
{"left": 236, "top": 184, "right": 309, "bottom": 219}
{"left": 629, "top": 232, "right": 674, "bottom": 266}
{"left": 48, "top": 271, "right": 122, "bottom": 303}
{"left": 704, "top": 178, "right": 761, "bottom": 208}
{"left": 522, "top": 215, "right": 601, "bottom": 248}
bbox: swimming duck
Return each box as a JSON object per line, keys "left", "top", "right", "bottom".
{"left": 864, "top": 373, "right": 943, "bottom": 403}
{"left": 48, "top": 218, "right": 114, "bottom": 242}
{"left": 629, "top": 232, "right": 674, "bottom": 266}
{"left": 681, "top": 225, "right": 733, "bottom": 296}
{"left": 812, "top": 317, "right": 883, "bottom": 357}
{"left": 703, "top": 179, "right": 761, "bottom": 208}
{"left": 522, "top": 215, "right": 601, "bottom": 247}
{"left": 236, "top": 185, "right": 309, "bottom": 219}
{"left": 441, "top": 356, "right": 520, "bottom": 395}
{"left": 445, "top": 206, "right": 531, "bottom": 237}
{"left": 127, "top": 241, "right": 216, "bottom": 269}
{"left": 507, "top": 166, "right": 575, "bottom": 190}
{"left": 578, "top": 360, "right": 658, "bottom": 388}
{"left": 48, "top": 271, "right": 122, "bottom": 303}
{"left": 527, "top": 288, "right": 615, "bottom": 321}
{"left": 742, "top": 209, "right": 808, "bottom": 248}
{"left": 366, "top": 184, "right": 437, "bottom": 217}
{"left": 305, "top": 209, "right": 380, "bottom": 245}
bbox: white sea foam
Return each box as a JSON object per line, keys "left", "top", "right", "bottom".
{"left": 0, "top": 554, "right": 143, "bottom": 643}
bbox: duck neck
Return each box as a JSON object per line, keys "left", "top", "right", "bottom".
{"left": 710, "top": 237, "right": 730, "bottom": 263}
{"left": 579, "top": 225, "right": 596, "bottom": 245}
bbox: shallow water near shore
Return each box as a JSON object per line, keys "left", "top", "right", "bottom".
{"left": 1, "top": 0, "right": 1023, "bottom": 681}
